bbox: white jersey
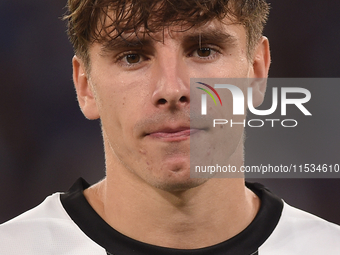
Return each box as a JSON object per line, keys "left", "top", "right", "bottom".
{"left": 0, "top": 179, "right": 339, "bottom": 255}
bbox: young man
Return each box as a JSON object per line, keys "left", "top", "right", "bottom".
{"left": 1, "top": 0, "right": 339, "bottom": 254}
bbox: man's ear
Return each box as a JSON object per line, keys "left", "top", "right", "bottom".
{"left": 72, "top": 56, "right": 100, "bottom": 120}
{"left": 250, "top": 36, "right": 271, "bottom": 107}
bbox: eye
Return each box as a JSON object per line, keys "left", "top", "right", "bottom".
{"left": 196, "top": 47, "right": 212, "bottom": 57}
{"left": 116, "top": 52, "right": 149, "bottom": 68}
{"left": 125, "top": 54, "right": 141, "bottom": 64}
{"left": 190, "top": 46, "right": 220, "bottom": 60}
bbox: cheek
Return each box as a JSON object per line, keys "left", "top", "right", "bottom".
{"left": 196, "top": 57, "right": 250, "bottom": 79}
{"left": 94, "top": 72, "right": 150, "bottom": 115}
{"left": 94, "top": 77, "right": 153, "bottom": 156}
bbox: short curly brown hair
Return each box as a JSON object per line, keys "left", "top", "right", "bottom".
{"left": 64, "top": 0, "right": 270, "bottom": 69}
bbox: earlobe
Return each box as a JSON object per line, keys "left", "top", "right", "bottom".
{"left": 250, "top": 36, "right": 271, "bottom": 107}
{"left": 72, "top": 56, "right": 100, "bottom": 120}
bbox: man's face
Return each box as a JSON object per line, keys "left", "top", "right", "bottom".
{"left": 73, "top": 18, "right": 269, "bottom": 191}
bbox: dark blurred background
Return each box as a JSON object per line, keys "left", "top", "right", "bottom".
{"left": 1, "top": 0, "right": 340, "bottom": 224}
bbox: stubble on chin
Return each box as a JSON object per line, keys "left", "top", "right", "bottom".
{"left": 148, "top": 171, "right": 210, "bottom": 193}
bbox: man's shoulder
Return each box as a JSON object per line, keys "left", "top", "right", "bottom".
{"left": 0, "top": 193, "right": 105, "bottom": 255}
{"left": 260, "top": 201, "right": 340, "bottom": 254}
{"left": 1, "top": 193, "right": 66, "bottom": 224}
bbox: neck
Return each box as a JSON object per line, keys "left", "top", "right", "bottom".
{"left": 84, "top": 144, "right": 260, "bottom": 249}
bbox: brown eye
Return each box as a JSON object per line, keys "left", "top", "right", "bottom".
{"left": 126, "top": 54, "right": 140, "bottom": 64}
{"left": 197, "top": 48, "right": 211, "bottom": 57}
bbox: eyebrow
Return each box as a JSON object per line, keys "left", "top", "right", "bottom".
{"left": 99, "top": 28, "right": 237, "bottom": 55}
{"left": 182, "top": 29, "right": 237, "bottom": 48}
{"left": 100, "top": 35, "right": 154, "bottom": 56}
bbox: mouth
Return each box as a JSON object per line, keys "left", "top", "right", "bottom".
{"left": 146, "top": 128, "right": 200, "bottom": 142}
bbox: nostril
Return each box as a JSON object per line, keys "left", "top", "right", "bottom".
{"left": 158, "top": 98, "right": 167, "bottom": 104}
{"left": 179, "top": 96, "right": 188, "bottom": 103}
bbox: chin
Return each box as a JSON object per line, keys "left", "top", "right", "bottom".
{"left": 138, "top": 160, "right": 209, "bottom": 192}
{"left": 151, "top": 172, "right": 209, "bottom": 192}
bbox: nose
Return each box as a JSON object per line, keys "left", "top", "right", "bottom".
{"left": 151, "top": 48, "right": 190, "bottom": 110}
